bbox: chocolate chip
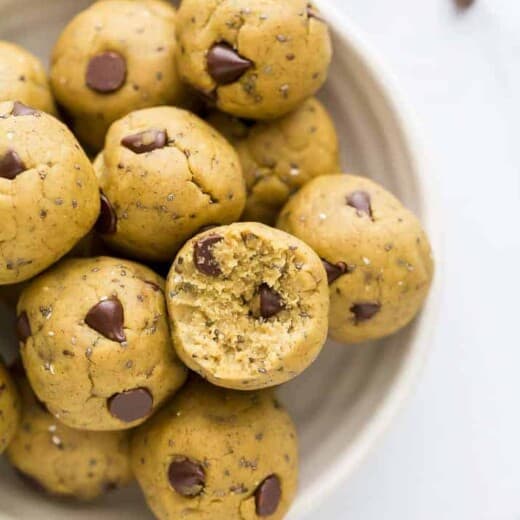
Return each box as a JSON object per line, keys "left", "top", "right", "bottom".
{"left": 108, "top": 387, "right": 153, "bottom": 422}
{"left": 307, "top": 4, "right": 326, "bottom": 23}
{"left": 455, "top": 0, "right": 475, "bottom": 8}
{"left": 16, "top": 311, "right": 31, "bottom": 344}
{"left": 322, "top": 260, "right": 349, "bottom": 284}
{"left": 11, "top": 101, "right": 39, "bottom": 117}
{"left": 86, "top": 51, "right": 127, "bottom": 93}
{"left": 351, "top": 302, "right": 381, "bottom": 323}
{"left": 346, "top": 191, "right": 372, "bottom": 218}
{"left": 255, "top": 475, "right": 281, "bottom": 516}
{"left": 168, "top": 457, "right": 206, "bottom": 497}
{"left": 121, "top": 129, "right": 168, "bottom": 154}
{"left": 0, "top": 150, "right": 26, "bottom": 180}
{"left": 207, "top": 43, "right": 253, "bottom": 85}
{"left": 259, "top": 284, "right": 284, "bottom": 319}
{"left": 95, "top": 192, "right": 117, "bottom": 234}
{"left": 85, "top": 297, "right": 126, "bottom": 342}
{"left": 194, "top": 234, "right": 223, "bottom": 276}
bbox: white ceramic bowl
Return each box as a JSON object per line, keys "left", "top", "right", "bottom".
{"left": 0, "top": 1, "right": 441, "bottom": 518}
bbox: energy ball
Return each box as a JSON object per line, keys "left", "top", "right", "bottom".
{"left": 0, "top": 101, "right": 100, "bottom": 285}
{"left": 131, "top": 378, "right": 298, "bottom": 520}
{"left": 166, "top": 222, "right": 329, "bottom": 390}
{"left": 208, "top": 97, "right": 340, "bottom": 225}
{"left": 0, "top": 363, "right": 20, "bottom": 453}
{"left": 176, "top": 0, "right": 332, "bottom": 119}
{"left": 277, "top": 174, "right": 435, "bottom": 343}
{"left": 16, "top": 256, "right": 188, "bottom": 431}
{"left": 6, "top": 378, "right": 132, "bottom": 500}
{"left": 50, "top": 0, "right": 187, "bottom": 151}
{"left": 0, "top": 42, "right": 56, "bottom": 116}
{"left": 94, "top": 106, "right": 246, "bottom": 262}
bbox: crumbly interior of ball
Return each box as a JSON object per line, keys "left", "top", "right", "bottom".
{"left": 169, "top": 229, "right": 323, "bottom": 382}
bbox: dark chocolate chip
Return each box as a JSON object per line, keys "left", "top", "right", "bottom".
{"left": 207, "top": 43, "right": 253, "bottom": 85}
{"left": 168, "top": 457, "right": 206, "bottom": 497}
{"left": 351, "top": 302, "right": 381, "bottom": 323}
{"left": 259, "top": 284, "right": 284, "bottom": 319}
{"left": 194, "top": 234, "right": 223, "bottom": 276}
{"left": 322, "top": 260, "right": 349, "bottom": 285}
{"left": 103, "top": 481, "right": 119, "bottom": 493}
{"left": 86, "top": 51, "right": 127, "bottom": 93}
{"left": 85, "top": 297, "right": 126, "bottom": 342}
{"left": 121, "top": 129, "right": 168, "bottom": 154}
{"left": 11, "top": 101, "right": 39, "bottom": 117}
{"left": 95, "top": 192, "right": 117, "bottom": 234}
{"left": 255, "top": 475, "right": 281, "bottom": 517}
{"left": 346, "top": 191, "right": 372, "bottom": 218}
{"left": 108, "top": 387, "right": 153, "bottom": 422}
{"left": 455, "top": 0, "right": 475, "bottom": 8}
{"left": 307, "top": 4, "right": 326, "bottom": 23}
{"left": 16, "top": 311, "right": 32, "bottom": 344}
{"left": 0, "top": 150, "right": 26, "bottom": 180}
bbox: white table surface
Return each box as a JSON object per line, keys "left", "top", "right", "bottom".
{"left": 308, "top": 1, "right": 520, "bottom": 519}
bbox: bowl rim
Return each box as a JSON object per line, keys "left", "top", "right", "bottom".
{"left": 288, "top": 1, "right": 443, "bottom": 518}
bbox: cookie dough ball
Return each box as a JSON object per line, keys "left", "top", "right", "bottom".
{"left": 208, "top": 97, "right": 340, "bottom": 225}
{"left": 0, "top": 363, "right": 20, "bottom": 453}
{"left": 50, "top": 0, "right": 187, "bottom": 152}
{"left": 0, "top": 41, "right": 57, "bottom": 116}
{"left": 176, "top": 0, "right": 332, "bottom": 120}
{"left": 131, "top": 378, "right": 298, "bottom": 520}
{"left": 277, "top": 174, "right": 434, "bottom": 343}
{"left": 6, "top": 378, "right": 132, "bottom": 499}
{"left": 0, "top": 101, "right": 100, "bottom": 285}
{"left": 166, "top": 222, "right": 329, "bottom": 390}
{"left": 94, "top": 106, "right": 246, "bottom": 262}
{"left": 17, "top": 256, "right": 188, "bottom": 430}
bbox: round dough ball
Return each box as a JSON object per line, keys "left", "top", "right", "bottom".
{"left": 277, "top": 174, "right": 435, "bottom": 343}
{"left": 0, "top": 101, "right": 100, "bottom": 285}
{"left": 0, "top": 363, "right": 20, "bottom": 453}
{"left": 17, "top": 256, "right": 188, "bottom": 430}
{"left": 0, "top": 41, "right": 57, "bottom": 116}
{"left": 208, "top": 97, "right": 340, "bottom": 225}
{"left": 131, "top": 378, "right": 298, "bottom": 520}
{"left": 176, "top": 0, "right": 332, "bottom": 119}
{"left": 6, "top": 378, "right": 132, "bottom": 500}
{"left": 50, "top": 0, "right": 188, "bottom": 152}
{"left": 166, "top": 222, "right": 329, "bottom": 390}
{"left": 94, "top": 106, "right": 246, "bottom": 262}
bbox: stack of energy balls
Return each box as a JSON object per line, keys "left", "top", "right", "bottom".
{"left": 0, "top": 1, "right": 434, "bottom": 518}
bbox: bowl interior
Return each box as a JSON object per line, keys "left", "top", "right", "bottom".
{"left": 0, "top": 1, "right": 430, "bottom": 518}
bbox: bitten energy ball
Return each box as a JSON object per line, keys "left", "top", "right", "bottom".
{"left": 94, "top": 106, "right": 246, "bottom": 262}
{"left": 208, "top": 97, "right": 340, "bottom": 225}
{"left": 17, "top": 256, "right": 188, "bottom": 430}
{"left": 0, "top": 101, "right": 100, "bottom": 285}
{"left": 0, "top": 363, "right": 20, "bottom": 453}
{"left": 50, "top": 0, "right": 187, "bottom": 151}
{"left": 166, "top": 222, "right": 329, "bottom": 390}
{"left": 6, "top": 378, "right": 132, "bottom": 500}
{"left": 176, "top": 0, "right": 332, "bottom": 119}
{"left": 131, "top": 378, "right": 298, "bottom": 520}
{"left": 0, "top": 41, "right": 57, "bottom": 116}
{"left": 277, "top": 174, "right": 434, "bottom": 343}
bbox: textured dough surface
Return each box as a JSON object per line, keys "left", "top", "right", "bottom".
{"left": 277, "top": 174, "right": 434, "bottom": 343}
{"left": 208, "top": 97, "right": 340, "bottom": 225}
{"left": 17, "top": 256, "right": 187, "bottom": 430}
{"left": 95, "top": 106, "right": 246, "bottom": 262}
{"left": 0, "top": 101, "right": 100, "bottom": 285}
{"left": 6, "top": 378, "right": 132, "bottom": 500}
{"left": 176, "top": 0, "right": 332, "bottom": 119}
{"left": 166, "top": 222, "right": 329, "bottom": 389}
{"left": 0, "top": 363, "right": 20, "bottom": 454}
{"left": 50, "top": 0, "right": 187, "bottom": 151}
{"left": 131, "top": 378, "right": 298, "bottom": 520}
{"left": 0, "top": 42, "right": 56, "bottom": 116}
